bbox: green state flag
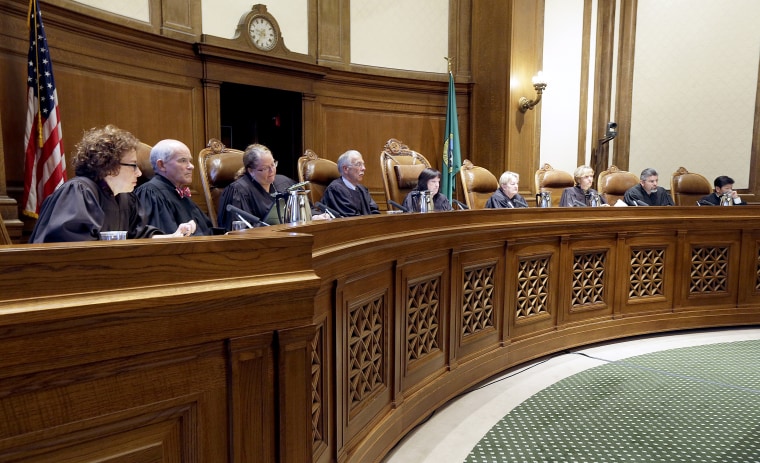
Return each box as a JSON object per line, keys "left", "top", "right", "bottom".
{"left": 442, "top": 71, "right": 462, "bottom": 200}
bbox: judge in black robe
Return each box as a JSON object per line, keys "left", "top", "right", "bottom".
{"left": 218, "top": 172, "right": 296, "bottom": 229}
{"left": 624, "top": 168, "right": 674, "bottom": 206}
{"left": 217, "top": 143, "right": 308, "bottom": 230}
{"left": 698, "top": 175, "right": 747, "bottom": 206}
{"left": 485, "top": 171, "right": 529, "bottom": 209}
{"left": 134, "top": 140, "right": 215, "bottom": 235}
{"left": 30, "top": 177, "right": 161, "bottom": 243}
{"left": 401, "top": 168, "right": 452, "bottom": 212}
{"left": 321, "top": 150, "right": 380, "bottom": 217}
{"left": 29, "top": 125, "right": 168, "bottom": 243}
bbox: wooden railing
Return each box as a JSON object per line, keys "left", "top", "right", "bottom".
{"left": 1, "top": 207, "right": 759, "bottom": 462}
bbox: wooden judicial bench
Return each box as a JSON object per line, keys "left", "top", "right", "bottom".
{"left": 1, "top": 207, "right": 760, "bottom": 462}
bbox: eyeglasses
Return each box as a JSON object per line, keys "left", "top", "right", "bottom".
{"left": 119, "top": 162, "right": 140, "bottom": 172}
{"left": 255, "top": 161, "right": 278, "bottom": 172}
{"left": 349, "top": 162, "right": 365, "bottom": 168}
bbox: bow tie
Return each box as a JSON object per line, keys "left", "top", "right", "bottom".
{"left": 176, "top": 186, "right": 191, "bottom": 198}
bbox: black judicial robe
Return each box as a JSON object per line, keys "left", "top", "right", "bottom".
{"left": 485, "top": 188, "right": 529, "bottom": 209}
{"left": 698, "top": 192, "right": 747, "bottom": 206}
{"left": 217, "top": 173, "right": 296, "bottom": 230}
{"left": 321, "top": 178, "right": 380, "bottom": 217}
{"left": 29, "top": 177, "right": 162, "bottom": 243}
{"left": 559, "top": 185, "right": 607, "bottom": 207}
{"left": 401, "top": 188, "right": 452, "bottom": 212}
{"left": 135, "top": 174, "right": 214, "bottom": 236}
{"left": 624, "top": 184, "right": 674, "bottom": 206}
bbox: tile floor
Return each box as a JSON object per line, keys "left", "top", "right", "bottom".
{"left": 381, "top": 326, "right": 760, "bottom": 463}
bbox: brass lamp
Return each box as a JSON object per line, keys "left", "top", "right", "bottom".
{"left": 518, "top": 71, "right": 547, "bottom": 113}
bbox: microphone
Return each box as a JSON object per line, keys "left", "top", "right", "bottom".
{"left": 388, "top": 200, "right": 409, "bottom": 212}
{"left": 452, "top": 199, "right": 469, "bottom": 210}
{"left": 226, "top": 204, "right": 267, "bottom": 227}
{"left": 286, "top": 181, "right": 310, "bottom": 191}
{"left": 572, "top": 198, "right": 587, "bottom": 207}
{"left": 630, "top": 200, "right": 648, "bottom": 207}
{"left": 315, "top": 201, "right": 341, "bottom": 218}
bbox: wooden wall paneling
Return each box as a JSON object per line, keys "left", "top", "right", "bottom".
{"left": 678, "top": 230, "right": 743, "bottom": 311}
{"left": 507, "top": 0, "right": 545, "bottom": 191}
{"left": 449, "top": 0, "right": 473, "bottom": 81}
{"left": 619, "top": 231, "right": 678, "bottom": 315}
{"left": 507, "top": 238, "right": 559, "bottom": 340}
{"left": 0, "top": 342, "right": 228, "bottom": 462}
{"left": 316, "top": 0, "right": 350, "bottom": 69}
{"left": 396, "top": 251, "right": 450, "bottom": 396}
{"left": 310, "top": 313, "right": 330, "bottom": 463}
{"left": 278, "top": 325, "right": 318, "bottom": 463}
{"left": 228, "top": 333, "right": 277, "bottom": 463}
{"left": 562, "top": 234, "right": 617, "bottom": 326}
{"left": 160, "top": 0, "right": 202, "bottom": 41}
{"left": 590, "top": 0, "right": 617, "bottom": 174}
{"left": 613, "top": 0, "right": 639, "bottom": 171}
{"left": 738, "top": 230, "right": 760, "bottom": 308}
{"left": 469, "top": 0, "right": 511, "bottom": 176}
{"left": 334, "top": 262, "right": 394, "bottom": 461}
{"left": 451, "top": 243, "right": 505, "bottom": 363}
{"left": 315, "top": 75, "right": 465, "bottom": 207}
{"left": 2, "top": 208, "right": 760, "bottom": 463}
{"left": 203, "top": 79, "right": 223, "bottom": 149}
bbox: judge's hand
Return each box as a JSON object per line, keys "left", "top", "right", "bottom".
{"left": 312, "top": 213, "right": 332, "bottom": 221}
{"left": 174, "top": 220, "right": 197, "bottom": 236}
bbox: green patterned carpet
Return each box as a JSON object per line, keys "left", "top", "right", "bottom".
{"left": 465, "top": 340, "right": 760, "bottom": 462}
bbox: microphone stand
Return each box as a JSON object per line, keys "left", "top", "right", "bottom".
{"left": 591, "top": 134, "right": 616, "bottom": 190}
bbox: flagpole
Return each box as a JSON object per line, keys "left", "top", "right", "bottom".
{"left": 29, "top": 0, "right": 44, "bottom": 147}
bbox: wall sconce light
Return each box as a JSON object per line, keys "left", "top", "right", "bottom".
{"left": 518, "top": 71, "right": 548, "bottom": 113}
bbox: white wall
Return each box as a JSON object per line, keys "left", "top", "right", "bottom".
{"left": 541, "top": 0, "right": 760, "bottom": 188}
{"left": 350, "top": 0, "right": 449, "bottom": 73}
{"left": 539, "top": 0, "right": 586, "bottom": 175}
{"left": 70, "top": 0, "right": 150, "bottom": 22}
{"left": 630, "top": 0, "right": 759, "bottom": 188}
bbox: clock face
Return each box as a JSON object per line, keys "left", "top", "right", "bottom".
{"left": 249, "top": 16, "right": 277, "bottom": 51}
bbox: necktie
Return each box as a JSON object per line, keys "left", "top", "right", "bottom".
{"left": 176, "top": 186, "right": 191, "bottom": 198}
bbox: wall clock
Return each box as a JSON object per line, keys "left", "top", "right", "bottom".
{"left": 248, "top": 15, "right": 278, "bottom": 51}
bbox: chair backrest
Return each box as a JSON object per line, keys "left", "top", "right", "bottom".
{"left": 671, "top": 167, "right": 712, "bottom": 206}
{"left": 459, "top": 159, "right": 499, "bottom": 210}
{"left": 380, "top": 138, "right": 431, "bottom": 209}
{"left": 535, "top": 163, "right": 574, "bottom": 207}
{"left": 135, "top": 142, "right": 154, "bottom": 187}
{"left": 197, "top": 139, "right": 245, "bottom": 227}
{"left": 597, "top": 165, "right": 639, "bottom": 205}
{"left": 297, "top": 149, "right": 340, "bottom": 205}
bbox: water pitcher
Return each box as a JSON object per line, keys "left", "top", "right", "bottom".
{"left": 419, "top": 190, "right": 434, "bottom": 213}
{"left": 284, "top": 190, "right": 312, "bottom": 223}
{"left": 536, "top": 192, "right": 552, "bottom": 208}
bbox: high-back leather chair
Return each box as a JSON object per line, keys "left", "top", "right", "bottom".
{"left": 380, "top": 138, "right": 431, "bottom": 210}
{"left": 535, "top": 163, "right": 574, "bottom": 207}
{"left": 459, "top": 159, "right": 499, "bottom": 210}
{"left": 197, "top": 139, "right": 245, "bottom": 227}
{"left": 135, "top": 142, "right": 154, "bottom": 187}
{"left": 297, "top": 149, "right": 340, "bottom": 205}
{"left": 671, "top": 167, "right": 712, "bottom": 206}
{"left": 597, "top": 165, "right": 639, "bottom": 205}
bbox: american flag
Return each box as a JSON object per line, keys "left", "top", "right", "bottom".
{"left": 22, "top": 0, "right": 65, "bottom": 217}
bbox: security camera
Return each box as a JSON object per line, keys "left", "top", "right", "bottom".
{"left": 606, "top": 122, "right": 618, "bottom": 138}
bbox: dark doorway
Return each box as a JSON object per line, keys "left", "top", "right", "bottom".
{"left": 220, "top": 83, "right": 302, "bottom": 181}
